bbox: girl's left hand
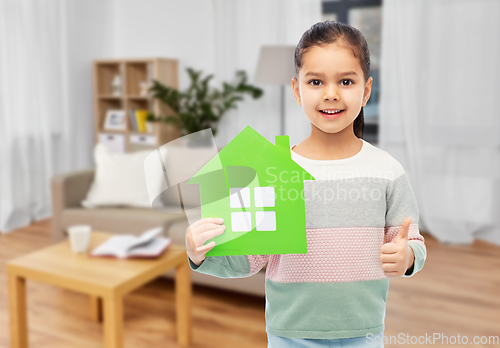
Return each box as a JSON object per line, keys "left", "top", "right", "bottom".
{"left": 380, "top": 217, "right": 415, "bottom": 278}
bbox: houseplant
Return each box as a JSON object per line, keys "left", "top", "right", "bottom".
{"left": 148, "top": 68, "right": 263, "bottom": 137}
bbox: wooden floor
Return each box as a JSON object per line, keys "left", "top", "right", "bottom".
{"left": 0, "top": 219, "right": 499, "bottom": 348}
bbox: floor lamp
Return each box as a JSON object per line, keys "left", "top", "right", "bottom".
{"left": 254, "top": 46, "right": 296, "bottom": 136}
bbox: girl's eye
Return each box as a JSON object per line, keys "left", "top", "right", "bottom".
{"left": 341, "top": 79, "right": 354, "bottom": 86}
{"left": 308, "top": 79, "right": 322, "bottom": 86}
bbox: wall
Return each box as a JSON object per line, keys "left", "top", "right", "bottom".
{"left": 66, "top": 0, "right": 115, "bottom": 169}
{"left": 112, "top": 0, "right": 216, "bottom": 91}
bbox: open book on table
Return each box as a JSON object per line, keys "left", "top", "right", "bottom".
{"left": 90, "top": 226, "right": 172, "bottom": 259}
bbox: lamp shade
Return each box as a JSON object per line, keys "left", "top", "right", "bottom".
{"left": 254, "top": 46, "right": 296, "bottom": 85}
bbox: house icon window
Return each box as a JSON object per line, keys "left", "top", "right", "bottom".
{"left": 230, "top": 187, "right": 276, "bottom": 232}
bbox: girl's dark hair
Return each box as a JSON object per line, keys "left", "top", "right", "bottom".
{"left": 294, "top": 20, "right": 370, "bottom": 139}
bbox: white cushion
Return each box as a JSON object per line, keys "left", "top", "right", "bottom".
{"left": 82, "top": 144, "right": 152, "bottom": 208}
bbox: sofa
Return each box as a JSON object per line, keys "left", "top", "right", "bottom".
{"left": 51, "top": 169, "right": 266, "bottom": 296}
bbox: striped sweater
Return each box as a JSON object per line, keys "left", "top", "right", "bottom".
{"left": 188, "top": 138, "right": 427, "bottom": 339}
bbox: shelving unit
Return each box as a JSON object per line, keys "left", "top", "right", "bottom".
{"left": 92, "top": 58, "right": 180, "bottom": 152}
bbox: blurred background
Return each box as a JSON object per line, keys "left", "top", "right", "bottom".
{"left": 0, "top": 0, "right": 499, "bottom": 347}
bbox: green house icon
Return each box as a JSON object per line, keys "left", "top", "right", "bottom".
{"left": 188, "top": 126, "right": 315, "bottom": 256}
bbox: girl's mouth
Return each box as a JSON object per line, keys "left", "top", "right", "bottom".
{"left": 319, "top": 109, "right": 344, "bottom": 119}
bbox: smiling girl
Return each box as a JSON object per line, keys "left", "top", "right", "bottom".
{"left": 186, "top": 21, "right": 427, "bottom": 348}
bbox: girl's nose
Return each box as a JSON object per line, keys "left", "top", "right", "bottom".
{"left": 323, "top": 85, "right": 339, "bottom": 101}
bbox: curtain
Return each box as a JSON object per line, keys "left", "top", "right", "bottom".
{"left": 0, "top": 0, "right": 74, "bottom": 233}
{"left": 379, "top": 0, "right": 500, "bottom": 244}
{"left": 211, "top": 0, "right": 322, "bottom": 148}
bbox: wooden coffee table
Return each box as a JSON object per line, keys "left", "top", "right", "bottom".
{"left": 6, "top": 231, "right": 192, "bottom": 348}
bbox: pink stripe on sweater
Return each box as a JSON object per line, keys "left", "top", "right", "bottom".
{"left": 385, "top": 222, "right": 426, "bottom": 252}
{"left": 266, "top": 226, "right": 387, "bottom": 283}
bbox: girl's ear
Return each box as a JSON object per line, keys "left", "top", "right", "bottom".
{"left": 362, "top": 76, "right": 373, "bottom": 107}
{"left": 291, "top": 77, "right": 302, "bottom": 106}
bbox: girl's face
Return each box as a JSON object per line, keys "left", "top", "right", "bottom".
{"left": 292, "top": 43, "right": 372, "bottom": 137}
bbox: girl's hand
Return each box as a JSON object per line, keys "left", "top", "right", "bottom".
{"left": 380, "top": 217, "right": 415, "bottom": 277}
{"left": 185, "top": 217, "right": 226, "bottom": 266}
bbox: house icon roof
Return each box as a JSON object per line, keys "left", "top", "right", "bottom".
{"left": 188, "top": 126, "right": 315, "bottom": 256}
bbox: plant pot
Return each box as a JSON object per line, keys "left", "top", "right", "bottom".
{"left": 157, "top": 122, "right": 181, "bottom": 145}
{"left": 145, "top": 121, "right": 155, "bottom": 133}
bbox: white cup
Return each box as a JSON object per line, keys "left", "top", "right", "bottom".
{"left": 67, "top": 225, "right": 92, "bottom": 253}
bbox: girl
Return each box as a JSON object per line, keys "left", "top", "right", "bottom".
{"left": 186, "top": 21, "right": 426, "bottom": 348}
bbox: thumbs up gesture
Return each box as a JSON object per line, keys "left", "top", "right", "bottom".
{"left": 380, "top": 217, "right": 415, "bottom": 278}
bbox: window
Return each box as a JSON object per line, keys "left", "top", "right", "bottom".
{"left": 230, "top": 186, "right": 277, "bottom": 232}
{"left": 322, "top": 0, "right": 382, "bottom": 144}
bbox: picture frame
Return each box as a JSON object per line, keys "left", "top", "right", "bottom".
{"left": 104, "top": 110, "right": 127, "bottom": 131}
